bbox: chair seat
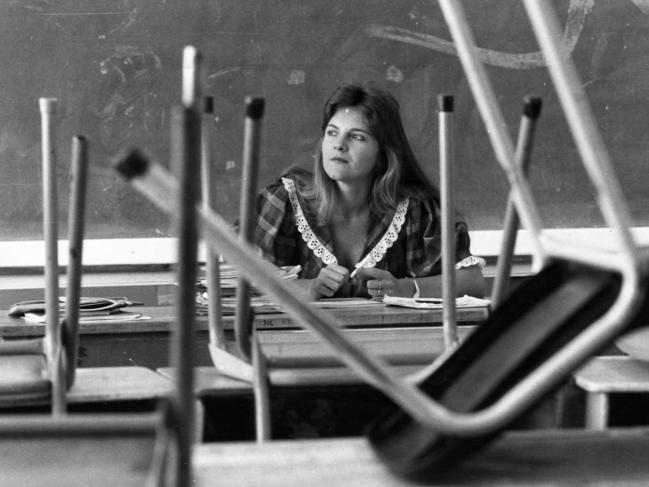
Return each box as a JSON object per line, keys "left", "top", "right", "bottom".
{"left": 0, "top": 354, "right": 51, "bottom": 404}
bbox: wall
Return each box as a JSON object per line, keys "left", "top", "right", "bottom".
{"left": 1, "top": 0, "right": 648, "bottom": 242}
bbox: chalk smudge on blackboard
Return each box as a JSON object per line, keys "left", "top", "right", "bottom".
{"left": 366, "top": 0, "right": 595, "bottom": 70}
{"left": 208, "top": 66, "right": 242, "bottom": 83}
{"left": 287, "top": 70, "right": 306, "bottom": 85}
{"left": 386, "top": 65, "right": 404, "bottom": 83}
{"left": 94, "top": 45, "right": 163, "bottom": 145}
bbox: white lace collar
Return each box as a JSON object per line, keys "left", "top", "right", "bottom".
{"left": 281, "top": 177, "right": 409, "bottom": 271}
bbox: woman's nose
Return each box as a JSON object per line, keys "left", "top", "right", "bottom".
{"left": 334, "top": 136, "right": 347, "bottom": 152}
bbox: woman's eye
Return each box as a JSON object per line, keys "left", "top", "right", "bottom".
{"left": 351, "top": 133, "right": 366, "bottom": 141}
{"left": 325, "top": 129, "right": 337, "bottom": 137}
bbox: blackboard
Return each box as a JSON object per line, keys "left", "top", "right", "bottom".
{"left": 2, "top": 0, "right": 649, "bottom": 242}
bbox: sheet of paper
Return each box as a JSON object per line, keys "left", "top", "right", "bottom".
{"left": 382, "top": 295, "right": 491, "bottom": 309}
{"left": 310, "top": 298, "right": 382, "bottom": 308}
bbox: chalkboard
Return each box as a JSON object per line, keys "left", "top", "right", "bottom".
{"left": 2, "top": 0, "right": 649, "bottom": 242}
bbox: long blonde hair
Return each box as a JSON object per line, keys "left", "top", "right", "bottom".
{"left": 305, "top": 83, "right": 439, "bottom": 223}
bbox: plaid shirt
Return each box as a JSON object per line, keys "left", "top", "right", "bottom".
{"left": 252, "top": 177, "right": 473, "bottom": 297}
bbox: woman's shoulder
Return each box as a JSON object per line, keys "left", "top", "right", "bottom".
{"left": 405, "top": 192, "right": 470, "bottom": 232}
{"left": 261, "top": 166, "right": 313, "bottom": 195}
{"left": 279, "top": 164, "right": 314, "bottom": 184}
{"left": 257, "top": 179, "right": 290, "bottom": 208}
{"left": 258, "top": 166, "right": 315, "bottom": 218}
{"left": 405, "top": 190, "right": 439, "bottom": 215}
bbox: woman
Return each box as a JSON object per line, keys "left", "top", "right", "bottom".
{"left": 252, "top": 83, "right": 486, "bottom": 300}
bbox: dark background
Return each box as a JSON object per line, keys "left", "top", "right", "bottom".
{"left": 1, "top": 0, "right": 648, "bottom": 240}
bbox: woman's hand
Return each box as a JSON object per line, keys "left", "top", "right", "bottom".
{"left": 307, "top": 264, "right": 350, "bottom": 300}
{"left": 353, "top": 268, "right": 414, "bottom": 301}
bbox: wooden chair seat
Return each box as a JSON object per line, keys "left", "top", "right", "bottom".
{"left": 0, "top": 353, "right": 50, "bottom": 404}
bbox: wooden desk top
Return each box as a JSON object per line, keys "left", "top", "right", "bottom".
{"left": 193, "top": 427, "right": 649, "bottom": 486}
{"left": 157, "top": 324, "right": 477, "bottom": 391}
{"left": 2, "top": 425, "right": 648, "bottom": 486}
{"left": 158, "top": 363, "right": 424, "bottom": 395}
{"left": 574, "top": 355, "right": 649, "bottom": 393}
{"left": 0, "top": 367, "right": 173, "bottom": 408}
{"left": 256, "top": 325, "right": 475, "bottom": 367}
{"left": 0, "top": 303, "right": 488, "bottom": 338}
{"left": 68, "top": 366, "right": 173, "bottom": 403}
{"left": 0, "top": 435, "right": 157, "bottom": 487}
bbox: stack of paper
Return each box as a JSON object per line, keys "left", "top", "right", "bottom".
{"left": 10, "top": 297, "right": 150, "bottom": 324}
{"left": 195, "top": 263, "right": 301, "bottom": 315}
{"left": 23, "top": 311, "right": 149, "bottom": 324}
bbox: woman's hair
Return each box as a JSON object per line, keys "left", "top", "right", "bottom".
{"left": 305, "top": 83, "right": 439, "bottom": 222}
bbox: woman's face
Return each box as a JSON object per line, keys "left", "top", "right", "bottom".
{"left": 321, "top": 106, "right": 379, "bottom": 187}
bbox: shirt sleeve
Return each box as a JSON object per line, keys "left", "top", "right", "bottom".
{"left": 252, "top": 180, "right": 299, "bottom": 266}
{"left": 406, "top": 196, "right": 474, "bottom": 277}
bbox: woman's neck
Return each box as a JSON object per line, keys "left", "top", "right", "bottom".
{"left": 334, "top": 182, "right": 370, "bottom": 216}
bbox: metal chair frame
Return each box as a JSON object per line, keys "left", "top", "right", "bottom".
{"left": 117, "top": 0, "right": 648, "bottom": 441}
{"left": 0, "top": 103, "right": 88, "bottom": 414}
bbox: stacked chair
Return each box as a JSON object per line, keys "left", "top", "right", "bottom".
{"left": 0, "top": 48, "right": 207, "bottom": 487}
{"left": 368, "top": 0, "right": 649, "bottom": 476}
{"left": 117, "top": 0, "right": 649, "bottom": 483}
{"left": 0, "top": 99, "right": 86, "bottom": 413}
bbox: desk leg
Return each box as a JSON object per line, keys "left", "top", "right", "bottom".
{"left": 194, "top": 399, "right": 205, "bottom": 443}
{"left": 585, "top": 392, "right": 609, "bottom": 430}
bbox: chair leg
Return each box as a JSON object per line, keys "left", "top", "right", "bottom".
{"left": 253, "top": 333, "right": 272, "bottom": 442}
{"left": 585, "top": 392, "right": 609, "bottom": 430}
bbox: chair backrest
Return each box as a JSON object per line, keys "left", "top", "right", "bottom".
{"left": 363, "top": 0, "right": 649, "bottom": 476}
{"left": 0, "top": 103, "right": 87, "bottom": 413}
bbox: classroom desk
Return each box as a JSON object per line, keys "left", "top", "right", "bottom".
{"left": 0, "top": 303, "right": 489, "bottom": 336}
{"left": 158, "top": 363, "right": 424, "bottom": 395}
{"left": 160, "top": 353, "right": 565, "bottom": 442}
{"left": 157, "top": 324, "right": 476, "bottom": 435}
{"left": 3, "top": 426, "right": 649, "bottom": 486}
{"left": 0, "top": 304, "right": 488, "bottom": 368}
{"left": 574, "top": 355, "right": 649, "bottom": 430}
{"left": 256, "top": 324, "right": 478, "bottom": 367}
{"left": 159, "top": 364, "right": 429, "bottom": 442}
{"left": 157, "top": 323, "right": 478, "bottom": 390}
{"left": 158, "top": 358, "right": 434, "bottom": 441}
{"left": 193, "top": 427, "right": 649, "bottom": 486}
